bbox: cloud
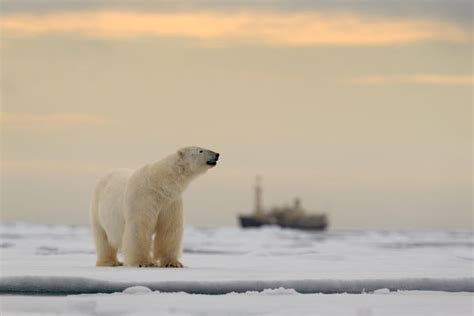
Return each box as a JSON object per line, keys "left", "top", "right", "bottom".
{"left": 351, "top": 74, "right": 474, "bottom": 86}
{"left": 0, "top": 112, "right": 114, "bottom": 128}
{"left": 0, "top": 11, "right": 470, "bottom": 45}
{"left": 1, "top": 0, "right": 472, "bottom": 27}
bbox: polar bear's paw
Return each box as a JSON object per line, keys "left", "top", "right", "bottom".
{"left": 160, "top": 260, "right": 184, "bottom": 268}
{"left": 96, "top": 260, "right": 123, "bottom": 267}
{"left": 137, "top": 262, "right": 158, "bottom": 268}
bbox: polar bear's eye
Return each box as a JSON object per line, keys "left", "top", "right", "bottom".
{"left": 199, "top": 150, "right": 203, "bottom": 153}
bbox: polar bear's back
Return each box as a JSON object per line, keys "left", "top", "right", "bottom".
{"left": 92, "top": 168, "right": 134, "bottom": 249}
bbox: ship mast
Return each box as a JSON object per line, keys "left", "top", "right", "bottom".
{"left": 254, "top": 175, "right": 263, "bottom": 217}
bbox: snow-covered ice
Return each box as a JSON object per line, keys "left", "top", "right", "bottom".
{"left": 0, "top": 223, "right": 472, "bottom": 293}
{"left": 0, "top": 222, "right": 472, "bottom": 315}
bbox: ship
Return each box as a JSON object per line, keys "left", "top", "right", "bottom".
{"left": 238, "top": 177, "right": 329, "bottom": 231}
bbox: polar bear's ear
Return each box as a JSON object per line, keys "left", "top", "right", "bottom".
{"left": 177, "top": 149, "right": 185, "bottom": 158}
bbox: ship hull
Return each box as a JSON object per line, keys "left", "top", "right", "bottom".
{"left": 238, "top": 215, "right": 327, "bottom": 231}
{"left": 239, "top": 216, "right": 265, "bottom": 228}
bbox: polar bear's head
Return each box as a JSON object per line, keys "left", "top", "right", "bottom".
{"left": 176, "top": 146, "right": 220, "bottom": 176}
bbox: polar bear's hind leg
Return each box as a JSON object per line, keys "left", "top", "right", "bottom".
{"left": 90, "top": 177, "right": 122, "bottom": 267}
{"left": 91, "top": 220, "right": 122, "bottom": 266}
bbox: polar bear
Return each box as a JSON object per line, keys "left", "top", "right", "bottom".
{"left": 90, "top": 146, "right": 219, "bottom": 267}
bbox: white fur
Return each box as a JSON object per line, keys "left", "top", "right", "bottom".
{"left": 90, "top": 146, "right": 219, "bottom": 267}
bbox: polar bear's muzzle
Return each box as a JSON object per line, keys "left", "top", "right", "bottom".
{"left": 206, "top": 153, "right": 220, "bottom": 167}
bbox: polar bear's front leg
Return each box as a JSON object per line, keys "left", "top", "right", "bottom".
{"left": 153, "top": 199, "right": 184, "bottom": 268}
{"left": 122, "top": 217, "right": 157, "bottom": 267}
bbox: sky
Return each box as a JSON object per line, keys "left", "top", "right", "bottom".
{"left": 0, "top": 0, "right": 472, "bottom": 229}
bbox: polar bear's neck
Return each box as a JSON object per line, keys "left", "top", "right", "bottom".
{"left": 146, "top": 154, "right": 195, "bottom": 201}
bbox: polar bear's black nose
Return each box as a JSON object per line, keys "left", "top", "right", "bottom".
{"left": 215, "top": 153, "right": 220, "bottom": 159}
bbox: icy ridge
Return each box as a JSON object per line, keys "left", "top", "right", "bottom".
{"left": 1, "top": 276, "right": 472, "bottom": 295}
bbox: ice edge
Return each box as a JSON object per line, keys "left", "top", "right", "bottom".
{"left": 1, "top": 276, "right": 473, "bottom": 295}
